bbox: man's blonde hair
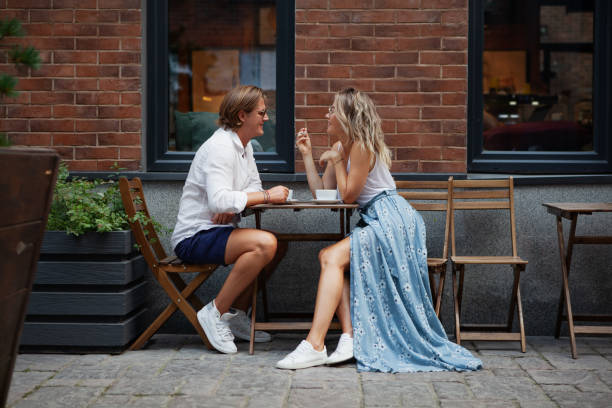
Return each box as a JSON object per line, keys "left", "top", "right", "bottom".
{"left": 218, "top": 85, "right": 264, "bottom": 130}
{"left": 332, "top": 88, "right": 391, "bottom": 168}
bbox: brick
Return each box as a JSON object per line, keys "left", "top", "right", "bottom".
{"left": 398, "top": 38, "right": 441, "bottom": 50}
{"left": 77, "top": 38, "right": 120, "bottom": 50}
{"left": 390, "top": 161, "right": 419, "bottom": 172}
{"left": 121, "top": 66, "right": 141, "bottom": 78}
{"left": 351, "top": 11, "right": 395, "bottom": 23}
{"left": 377, "top": 106, "right": 419, "bottom": 119}
{"left": 296, "top": 51, "right": 328, "bottom": 65}
{"left": 442, "top": 120, "right": 467, "bottom": 133}
{"left": 119, "top": 147, "right": 140, "bottom": 159}
{"left": 307, "top": 66, "right": 350, "bottom": 78}
{"left": 375, "top": 80, "right": 417, "bottom": 92}
{"left": 442, "top": 93, "right": 466, "bottom": 105}
{"left": 53, "top": 133, "right": 97, "bottom": 146}
{"left": 369, "top": 93, "right": 395, "bottom": 106}
{"left": 75, "top": 146, "right": 118, "bottom": 159}
{"left": 420, "top": 161, "right": 465, "bottom": 173}
{"left": 76, "top": 92, "right": 120, "bottom": 105}
{"left": 441, "top": 10, "right": 468, "bottom": 25}
{"left": 296, "top": 0, "right": 328, "bottom": 8}
{"left": 296, "top": 24, "right": 329, "bottom": 37}
{"left": 296, "top": 79, "right": 329, "bottom": 92}
{"left": 352, "top": 66, "right": 395, "bottom": 78}
{"left": 385, "top": 134, "right": 420, "bottom": 147}
{"left": 423, "top": 0, "right": 468, "bottom": 9}
{"left": 99, "top": 0, "right": 140, "bottom": 8}
{"left": 305, "top": 11, "right": 351, "bottom": 23}
{"left": 31, "top": 64, "right": 74, "bottom": 78}
{"left": 121, "top": 119, "right": 141, "bottom": 132}
{"left": 375, "top": 25, "right": 420, "bottom": 38}
{"left": 295, "top": 10, "right": 306, "bottom": 23}
{"left": 422, "top": 106, "right": 465, "bottom": 120}
{"left": 99, "top": 106, "right": 141, "bottom": 118}
{"left": 120, "top": 93, "right": 141, "bottom": 105}
{"left": 420, "top": 51, "right": 466, "bottom": 65}
{"left": 65, "top": 160, "right": 97, "bottom": 171}
{"left": 381, "top": 120, "right": 395, "bottom": 133}
{"left": 5, "top": 92, "right": 30, "bottom": 104}
{"left": 442, "top": 38, "right": 468, "bottom": 51}
{"left": 76, "top": 119, "right": 119, "bottom": 132}
{"left": 295, "top": 66, "right": 305, "bottom": 78}
{"left": 53, "top": 23, "right": 97, "bottom": 36}
{"left": 374, "top": 0, "right": 419, "bottom": 8}
{"left": 52, "top": 146, "right": 74, "bottom": 160}
{"left": 397, "top": 10, "right": 441, "bottom": 23}
{"left": 295, "top": 106, "right": 329, "bottom": 119}
{"left": 31, "top": 92, "right": 74, "bottom": 104}
{"left": 99, "top": 78, "right": 141, "bottom": 91}
{"left": 20, "top": 37, "right": 74, "bottom": 50}
{"left": 75, "top": 10, "right": 119, "bottom": 23}
{"left": 30, "top": 9, "right": 73, "bottom": 22}
{"left": 442, "top": 65, "right": 467, "bottom": 78}
{"left": 22, "top": 23, "right": 53, "bottom": 36}
{"left": 397, "top": 147, "right": 441, "bottom": 160}
{"left": 375, "top": 52, "right": 418, "bottom": 65}
{"left": 120, "top": 10, "right": 141, "bottom": 23}
{"left": 99, "top": 24, "right": 142, "bottom": 36}
{"left": 397, "top": 93, "right": 441, "bottom": 106}
{"left": 304, "top": 38, "right": 351, "bottom": 50}
{"left": 8, "top": 133, "right": 52, "bottom": 146}
{"left": 54, "top": 105, "right": 97, "bottom": 118}
{"left": 54, "top": 51, "right": 98, "bottom": 64}
{"left": 97, "top": 160, "right": 140, "bottom": 171}
{"left": 7, "top": 105, "right": 51, "bottom": 118}
{"left": 331, "top": 52, "right": 374, "bottom": 64}
{"left": 2, "top": 11, "right": 28, "bottom": 20}
{"left": 99, "top": 52, "right": 140, "bottom": 64}
{"left": 0, "top": 120, "right": 28, "bottom": 132}
{"left": 30, "top": 119, "right": 74, "bottom": 132}
{"left": 303, "top": 119, "right": 328, "bottom": 133}
{"left": 329, "top": 25, "right": 374, "bottom": 37}
{"left": 16, "top": 78, "right": 52, "bottom": 91}
{"left": 77, "top": 66, "right": 120, "bottom": 77}
{"left": 397, "top": 120, "right": 441, "bottom": 133}
{"left": 421, "top": 79, "right": 466, "bottom": 92}
{"left": 54, "top": 79, "right": 98, "bottom": 91}
{"left": 330, "top": 79, "right": 374, "bottom": 91}
{"left": 54, "top": 0, "right": 96, "bottom": 6}
{"left": 121, "top": 38, "right": 141, "bottom": 50}
{"left": 98, "top": 132, "right": 140, "bottom": 145}
{"left": 398, "top": 66, "right": 440, "bottom": 78}
{"left": 6, "top": 0, "right": 50, "bottom": 8}
{"left": 441, "top": 147, "right": 465, "bottom": 161}
{"left": 330, "top": 0, "right": 372, "bottom": 8}
{"left": 420, "top": 24, "right": 467, "bottom": 37}
{"left": 420, "top": 133, "right": 464, "bottom": 147}
{"left": 352, "top": 38, "right": 395, "bottom": 51}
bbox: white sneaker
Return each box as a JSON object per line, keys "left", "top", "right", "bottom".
{"left": 276, "top": 340, "right": 328, "bottom": 370}
{"left": 197, "top": 301, "right": 237, "bottom": 354}
{"left": 327, "top": 333, "right": 354, "bottom": 365}
{"left": 229, "top": 309, "right": 272, "bottom": 343}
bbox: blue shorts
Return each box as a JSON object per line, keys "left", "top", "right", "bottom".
{"left": 174, "top": 227, "right": 234, "bottom": 266}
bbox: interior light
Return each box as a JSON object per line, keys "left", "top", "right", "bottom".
{"left": 531, "top": 100, "right": 540, "bottom": 106}
{"left": 509, "top": 100, "right": 517, "bottom": 106}
{"left": 202, "top": 96, "right": 212, "bottom": 102}
{"left": 510, "top": 114, "right": 519, "bottom": 118}
{"left": 499, "top": 114, "right": 509, "bottom": 119}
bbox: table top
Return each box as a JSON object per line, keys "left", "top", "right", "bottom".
{"left": 543, "top": 202, "right": 612, "bottom": 216}
{"left": 250, "top": 201, "right": 359, "bottom": 210}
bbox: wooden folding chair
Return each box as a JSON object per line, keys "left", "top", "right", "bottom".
{"left": 119, "top": 177, "right": 218, "bottom": 350}
{"left": 450, "top": 177, "right": 528, "bottom": 352}
{"left": 396, "top": 177, "right": 452, "bottom": 317}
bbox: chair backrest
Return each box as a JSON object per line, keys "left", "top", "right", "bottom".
{"left": 119, "top": 177, "right": 167, "bottom": 267}
{"left": 395, "top": 177, "right": 453, "bottom": 260}
{"left": 450, "top": 177, "right": 517, "bottom": 257}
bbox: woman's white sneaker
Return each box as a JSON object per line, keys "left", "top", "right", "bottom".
{"left": 197, "top": 301, "right": 237, "bottom": 354}
{"left": 276, "top": 340, "right": 328, "bottom": 370}
{"left": 327, "top": 333, "right": 354, "bottom": 365}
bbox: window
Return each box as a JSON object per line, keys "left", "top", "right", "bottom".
{"left": 146, "top": 0, "right": 295, "bottom": 172}
{"left": 468, "top": 0, "right": 612, "bottom": 173}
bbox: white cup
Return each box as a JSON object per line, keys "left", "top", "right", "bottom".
{"left": 287, "top": 189, "right": 293, "bottom": 201}
{"left": 315, "top": 189, "right": 337, "bottom": 200}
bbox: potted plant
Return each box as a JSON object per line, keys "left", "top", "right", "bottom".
{"left": 19, "top": 163, "right": 149, "bottom": 352}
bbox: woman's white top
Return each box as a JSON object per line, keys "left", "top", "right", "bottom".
{"left": 343, "top": 150, "right": 396, "bottom": 207}
{"left": 170, "top": 127, "right": 262, "bottom": 249}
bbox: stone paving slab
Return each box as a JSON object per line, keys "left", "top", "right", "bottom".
{"left": 6, "top": 334, "right": 612, "bottom": 407}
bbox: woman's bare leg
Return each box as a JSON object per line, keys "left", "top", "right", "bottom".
{"left": 214, "top": 228, "right": 277, "bottom": 314}
{"left": 335, "top": 274, "right": 353, "bottom": 335}
{"left": 306, "top": 236, "right": 351, "bottom": 351}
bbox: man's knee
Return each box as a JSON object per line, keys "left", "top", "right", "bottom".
{"left": 256, "top": 231, "right": 277, "bottom": 261}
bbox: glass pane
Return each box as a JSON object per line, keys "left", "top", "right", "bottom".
{"left": 168, "top": 1, "right": 277, "bottom": 153}
{"left": 482, "top": 0, "right": 593, "bottom": 152}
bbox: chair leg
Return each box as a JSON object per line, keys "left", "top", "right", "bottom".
{"left": 457, "top": 265, "right": 465, "bottom": 314}
{"left": 260, "top": 274, "right": 269, "bottom": 322}
{"left": 435, "top": 270, "right": 446, "bottom": 318}
{"left": 452, "top": 264, "right": 462, "bottom": 345}
{"left": 506, "top": 265, "right": 521, "bottom": 331}
{"left": 249, "top": 278, "right": 258, "bottom": 355}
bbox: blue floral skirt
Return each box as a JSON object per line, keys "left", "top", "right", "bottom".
{"left": 350, "top": 190, "right": 482, "bottom": 373}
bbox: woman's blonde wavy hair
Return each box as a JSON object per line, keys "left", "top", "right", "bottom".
{"left": 332, "top": 88, "right": 391, "bottom": 169}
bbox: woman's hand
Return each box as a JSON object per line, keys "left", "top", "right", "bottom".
{"left": 296, "top": 128, "right": 312, "bottom": 157}
{"left": 212, "top": 212, "right": 235, "bottom": 225}
{"left": 266, "top": 185, "right": 289, "bottom": 203}
{"left": 319, "top": 149, "right": 342, "bottom": 167}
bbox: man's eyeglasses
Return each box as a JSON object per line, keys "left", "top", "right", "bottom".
{"left": 328, "top": 105, "right": 335, "bottom": 114}
{"left": 256, "top": 109, "right": 268, "bottom": 117}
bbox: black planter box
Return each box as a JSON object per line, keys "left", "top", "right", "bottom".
{"left": 20, "top": 230, "right": 148, "bottom": 352}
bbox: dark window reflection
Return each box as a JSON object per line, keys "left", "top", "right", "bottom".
{"left": 482, "top": 0, "right": 593, "bottom": 151}
{"left": 168, "top": 1, "right": 277, "bottom": 152}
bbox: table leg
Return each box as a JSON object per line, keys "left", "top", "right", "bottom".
{"left": 553, "top": 214, "right": 578, "bottom": 358}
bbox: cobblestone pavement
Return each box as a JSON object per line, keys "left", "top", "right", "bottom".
{"left": 7, "top": 334, "right": 612, "bottom": 407}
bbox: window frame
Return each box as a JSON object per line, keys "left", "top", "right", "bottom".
{"left": 145, "top": 0, "right": 295, "bottom": 172}
{"left": 468, "top": 0, "right": 612, "bottom": 173}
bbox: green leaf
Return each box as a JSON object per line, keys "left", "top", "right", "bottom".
{"left": 0, "top": 18, "right": 24, "bottom": 39}
{"left": 0, "top": 73, "right": 19, "bottom": 99}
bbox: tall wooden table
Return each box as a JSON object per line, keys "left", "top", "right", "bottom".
{"left": 543, "top": 202, "right": 612, "bottom": 358}
{"left": 246, "top": 201, "right": 359, "bottom": 354}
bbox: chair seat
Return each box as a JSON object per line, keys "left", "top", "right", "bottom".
{"left": 451, "top": 255, "right": 528, "bottom": 265}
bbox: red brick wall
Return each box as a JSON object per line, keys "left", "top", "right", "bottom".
{"left": 295, "top": 0, "right": 468, "bottom": 173}
{"left": 0, "top": 0, "right": 142, "bottom": 171}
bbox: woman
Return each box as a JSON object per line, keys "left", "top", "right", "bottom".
{"left": 276, "top": 88, "right": 482, "bottom": 372}
{"left": 171, "top": 85, "right": 288, "bottom": 354}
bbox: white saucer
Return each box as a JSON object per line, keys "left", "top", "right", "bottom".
{"left": 312, "top": 199, "right": 342, "bottom": 204}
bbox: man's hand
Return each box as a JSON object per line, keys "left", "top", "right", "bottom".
{"left": 266, "top": 185, "right": 289, "bottom": 203}
{"left": 212, "top": 212, "right": 235, "bottom": 225}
